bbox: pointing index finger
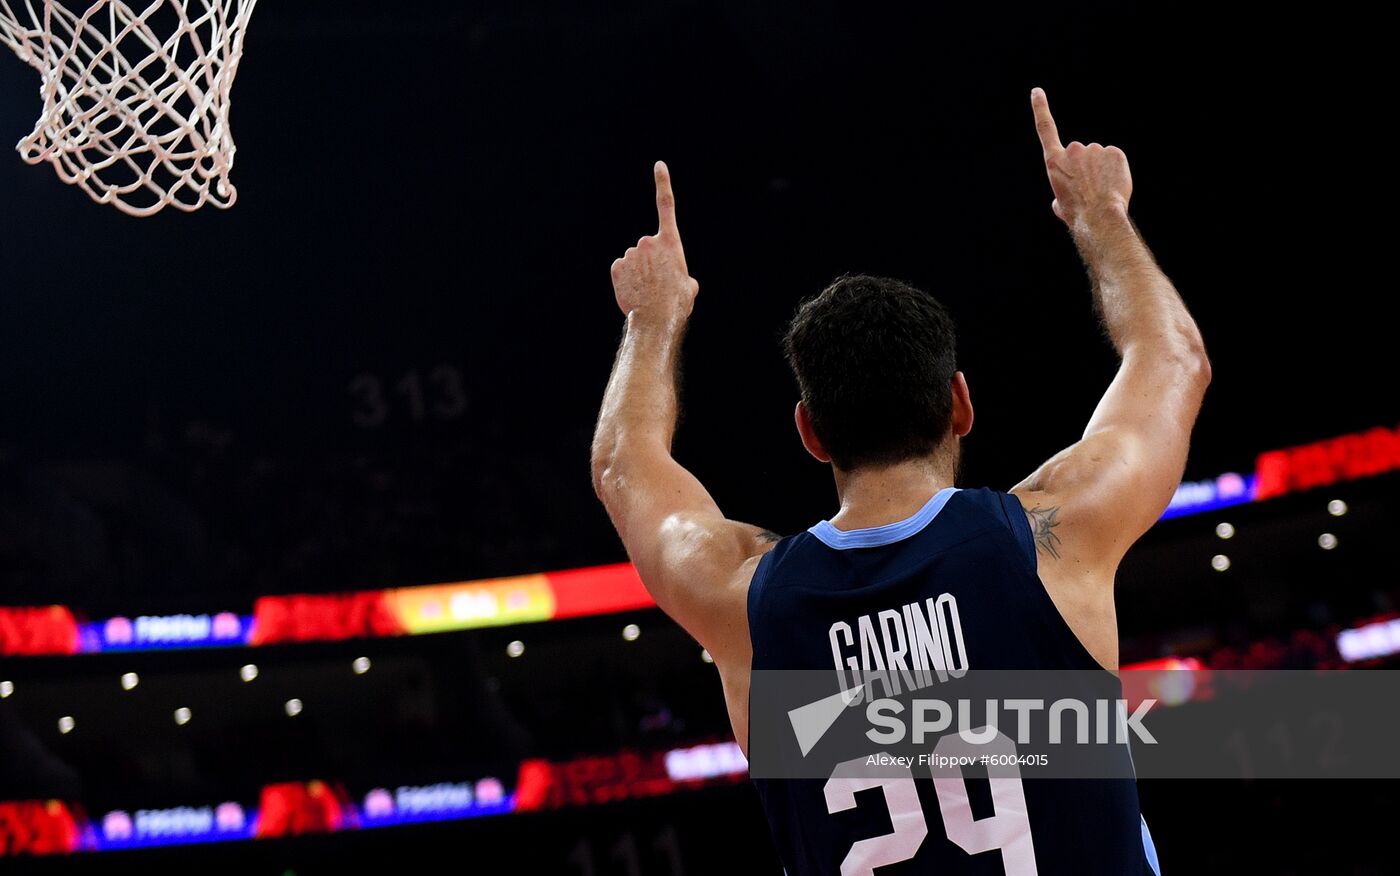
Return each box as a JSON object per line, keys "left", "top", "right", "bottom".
{"left": 654, "top": 160, "right": 679, "bottom": 238}
{"left": 1030, "top": 87, "right": 1063, "bottom": 158}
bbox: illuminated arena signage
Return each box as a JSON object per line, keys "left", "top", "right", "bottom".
{"left": 0, "top": 742, "right": 745, "bottom": 858}
{"left": 95, "top": 804, "right": 251, "bottom": 850}
{"left": 1162, "top": 421, "right": 1399, "bottom": 518}
{"left": 0, "top": 801, "right": 79, "bottom": 855}
{"left": 256, "top": 782, "right": 346, "bottom": 838}
{"left": 251, "top": 592, "right": 404, "bottom": 645}
{"left": 0, "top": 606, "right": 79, "bottom": 656}
{"left": 1254, "top": 424, "right": 1400, "bottom": 500}
{"left": 359, "top": 779, "right": 511, "bottom": 826}
{"left": 1160, "top": 473, "right": 1254, "bottom": 520}
{"left": 514, "top": 745, "right": 748, "bottom": 813}
{"left": 664, "top": 742, "right": 749, "bottom": 782}
{"left": 2, "top": 424, "right": 1396, "bottom": 657}
{"left": 85, "top": 613, "right": 251, "bottom": 651}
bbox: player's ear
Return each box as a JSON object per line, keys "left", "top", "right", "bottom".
{"left": 794, "top": 401, "right": 832, "bottom": 463}
{"left": 950, "top": 372, "right": 974, "bottom": 438}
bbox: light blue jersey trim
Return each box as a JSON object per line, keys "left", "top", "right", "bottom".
{"left": 807, "top": 487, "right": 960, "bottom": 549}
{"left": 1142, "top": 814, "right": 1161, "bottom": 875}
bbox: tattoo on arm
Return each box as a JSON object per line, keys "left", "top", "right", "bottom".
{"left": 1024, "top": 505, "right": 1063, "bottom": 559}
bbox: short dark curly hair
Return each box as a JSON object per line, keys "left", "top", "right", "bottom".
{"left": 782, "top": 275, "right": 958, "bottom": 471}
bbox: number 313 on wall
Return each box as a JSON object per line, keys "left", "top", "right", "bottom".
{"left": 348, "top": 365, "right": 469, "bottom": 429}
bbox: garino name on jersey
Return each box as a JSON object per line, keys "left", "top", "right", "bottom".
{"left": 829, "top": 593, "right": 968, "bottom": 703}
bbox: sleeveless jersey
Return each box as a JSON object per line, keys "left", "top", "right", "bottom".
{"left": 747, "top": 486, "right": 1160, "bottom": 875}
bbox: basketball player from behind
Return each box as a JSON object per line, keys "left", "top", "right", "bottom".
{"left": 592, "top": 89, "right": 1209, "bottom": 874}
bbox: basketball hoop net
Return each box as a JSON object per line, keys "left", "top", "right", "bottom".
{"left": 0, "top": 0, "right": 258, "bottom": 216}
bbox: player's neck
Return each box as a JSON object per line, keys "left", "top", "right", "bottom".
{"left": 828, "top": 453, "right": 957, "bottom": 532}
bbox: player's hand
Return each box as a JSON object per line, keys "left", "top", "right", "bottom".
{"left": 1031, "top": 88, "right": 1133, "bottom": 226}
{"left": 611, "top": 161, "right": 700, "bottom": 320}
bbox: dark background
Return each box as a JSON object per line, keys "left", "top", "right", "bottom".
{"left": 1, "top": 0, "right": 1390, "bottom": 611}
{"left": 0, "top": 1, "right": 1395, "bottom": 873}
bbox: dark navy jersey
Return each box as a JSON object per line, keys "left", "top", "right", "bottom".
{"left": 747, "top": 487, "right": 1160, "bottom": 876}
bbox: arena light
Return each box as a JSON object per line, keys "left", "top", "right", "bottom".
{"left": 240, "top": 664, "right": 259, "bottom": 682}
{"left": 1328, "top": 499, "right": 1349, "bottom": 516}
{"left": 1211, "top": 554, "right": 1231, "bottom": 572}
{"left": 120, "top": 672, "right": 139, "bottom": 691}
{"left": 1319, "top": 533, "right": 1339, "bottom": 550}
{"left": 0, "top": 680, "right": 12, "bottom": 698}
{"left": 622, "top": 623, "right": 641, "bottom": 642}
{"left": 174, "top": 707, "right": 192, "bottom": 726}
{"left": 58, "top": 716, "right": 75, "bottom": 734}
{"left": 352, "top": 657, "right": 371, "bottom": 675}
{"left": 1215, "top": 522, "right": 1235, "bottom": 539}
{"left": 284, "top": 699, "right": 303, "bottom": 717}
{"left": 506, "top": 640, "right": 525, "bottom": 658}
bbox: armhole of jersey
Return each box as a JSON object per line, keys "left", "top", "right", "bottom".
{"left": 998, "top": 490, "right": 1110, "bottom": 671}
{"left": 996, "top": 491, "right": 1040, "bottom": 576}
{"left": 745, "top": 547, "right": 779, "bottom": 752}
{"left": 746, "top": 546, "right": 777, "bottom": 658}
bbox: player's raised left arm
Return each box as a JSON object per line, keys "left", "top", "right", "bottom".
{"left": 1013, "top": 88, "right": 1211, "bottom": 572}
{"left": 591, "top": 162, "right": 775, "bottom": 660}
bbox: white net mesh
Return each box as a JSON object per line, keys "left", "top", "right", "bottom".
{"left": 0, "top": 0, "right": 258, "bottom": 216}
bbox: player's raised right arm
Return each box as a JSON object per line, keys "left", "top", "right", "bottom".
{"left": 1012, "top": 87, "right": 1211, "bottom": 575}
